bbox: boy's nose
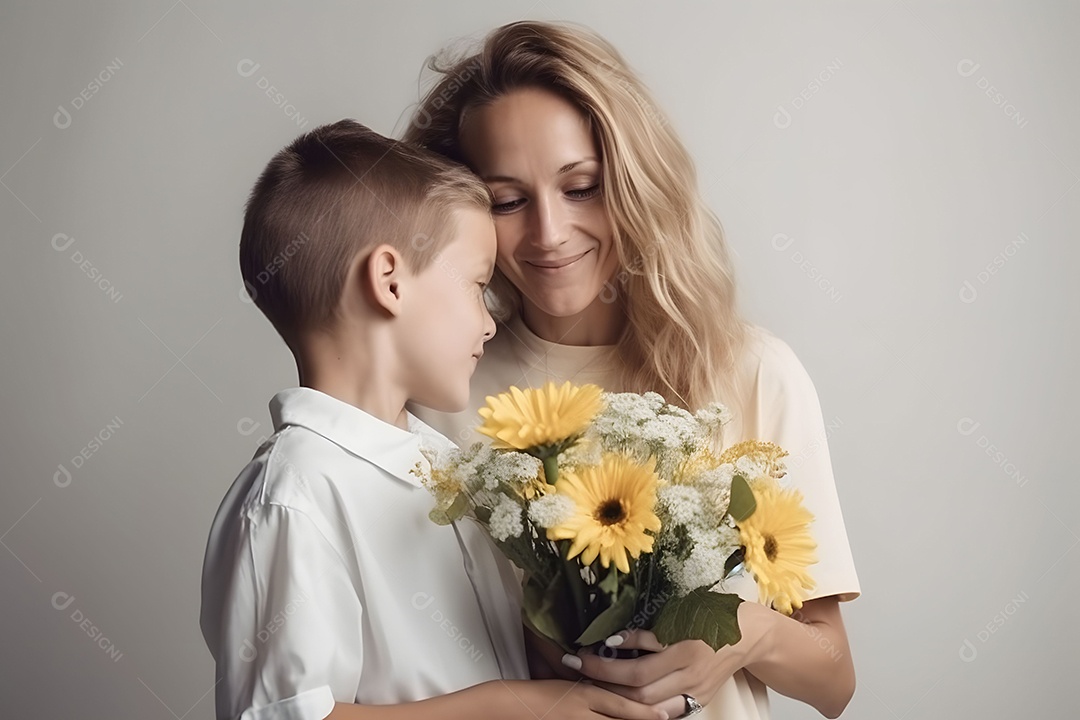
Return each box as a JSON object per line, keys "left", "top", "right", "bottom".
{"left": 482, "top": 304, "right": 496, "bottom": 341}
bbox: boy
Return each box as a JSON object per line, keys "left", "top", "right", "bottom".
{"left": 199, "top": 120, "right": 577, "bottom": 720}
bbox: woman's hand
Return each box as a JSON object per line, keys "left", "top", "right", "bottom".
{"left": 564, "top": 600, "right": 776, "bottom": 708}
{"left": 566, "top": 597, "right": 856, "bottom": 718}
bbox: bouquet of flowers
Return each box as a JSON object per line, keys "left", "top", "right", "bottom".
{"left": 419, "top": 381, "right": 817, "bottom": 653}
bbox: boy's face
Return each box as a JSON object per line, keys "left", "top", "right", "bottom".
{"left": 397, "top": 207, "right": 497, "bottom": 413}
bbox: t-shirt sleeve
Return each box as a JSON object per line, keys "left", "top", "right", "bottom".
{"left": 740, "top": 330, "right": 861, "bottom": 603}
{"left": 210, "top": 503, "right": 364, "bottom": 720}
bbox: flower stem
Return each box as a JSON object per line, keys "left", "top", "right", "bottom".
{"left": 559, "top": 540, "right": 589, "bottom": 638}
{"left": 542, "top": 454, "right": 559, "bottom": 486}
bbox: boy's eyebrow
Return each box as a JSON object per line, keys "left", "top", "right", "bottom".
{"left": 482, "top": 157, "right": 599, "bottom": 184}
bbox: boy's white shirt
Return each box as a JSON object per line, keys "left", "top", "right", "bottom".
{"left": 200, "top": 387, "right": 529, "bottom": 720}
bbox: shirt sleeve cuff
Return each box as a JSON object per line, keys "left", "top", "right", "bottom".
{"left": 239, "top": 686, "right": 337, "bottom": 720}
{"left": 805, "top": 576, "right": 861, "bottom": 603}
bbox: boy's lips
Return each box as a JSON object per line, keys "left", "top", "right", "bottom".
{"left": 524, "top": 250, "right": 590, "bottom": 270}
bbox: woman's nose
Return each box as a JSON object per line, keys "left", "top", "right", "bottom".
{"left": 530, "top": 194, "right": 569, "bottom": 250}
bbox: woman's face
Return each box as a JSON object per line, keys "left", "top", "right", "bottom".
{"left": 459, "top": 87, "right": 621, "bottom": 330}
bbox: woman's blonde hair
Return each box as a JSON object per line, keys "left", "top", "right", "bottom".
{"left": 403, "top": 20, "right": 748, "bottom": 409}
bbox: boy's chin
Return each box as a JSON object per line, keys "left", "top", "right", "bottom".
{"left": 415, "top": 390, "right": 470, "bottom": 416}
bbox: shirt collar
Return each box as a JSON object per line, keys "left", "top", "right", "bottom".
{"left": 506, "top": 312, "right": 618, "bottom": 377}
{"left": 269, "top": 387, "right": 452, "bottom": 487}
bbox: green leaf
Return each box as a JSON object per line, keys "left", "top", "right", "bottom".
{"left": 429, "top": 492, "right": 470, "bottom": 525}
{"left": 728, "top": 475, "right": 756, "bottom": 522}
{"left": 522, "top": 572, "right": 575, "bottom": 653}
{"left": 652, "top": 588, "right": 743, "bottom": 651}
{"left": 576, "top": 585, "right": 638, "bottom": 646}
{"left": 598, "top": 564, "right": 620, "bottom": 598}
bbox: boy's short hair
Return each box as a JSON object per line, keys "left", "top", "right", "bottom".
{"left": 239, "top": 119, "right": 492, "bottom": 348}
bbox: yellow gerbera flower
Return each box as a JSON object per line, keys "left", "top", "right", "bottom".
{"left": 737, "top": 477, "right": 817, "bottom": 615}
{"left": 546, "top": 453, "right": 662, "bottom": 573}
{"left": 478, "top": 381, "right": 603, "bottom": 453}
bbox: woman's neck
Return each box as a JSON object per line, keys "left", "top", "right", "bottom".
{"left": 520, "top": 296, "right": 624, "bottom": 346}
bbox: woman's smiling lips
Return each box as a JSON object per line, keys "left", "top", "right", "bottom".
{"left": 523, "top": 249, "right": 591, "bottom": 273}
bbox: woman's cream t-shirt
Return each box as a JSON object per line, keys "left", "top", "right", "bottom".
{"left": 412, "top": 313, "right": 861, "bottom": 720}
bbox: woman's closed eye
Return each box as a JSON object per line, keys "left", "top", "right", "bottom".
{"left": 566, "top": 183, "right": 601, "bottom": 200}
{"left": 491, "top": 196, "right": 524, "bottom": 214}
{"left": 491, "top": 183, "right": 601, "bottom": 214}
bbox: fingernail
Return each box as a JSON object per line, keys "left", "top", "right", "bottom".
{"left": 604, "top": 632, "right": 625, "bottom": 647}
{"left": 561, "top": 653, "right": 583, "bottom": 670}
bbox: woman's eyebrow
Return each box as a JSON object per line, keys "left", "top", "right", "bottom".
{"left": 482, "top": 157, "right": 600, "bottom": 184}
{"left": 556, "top": 157, "right": 599, "bottom": 175}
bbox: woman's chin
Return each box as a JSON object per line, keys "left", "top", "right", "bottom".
{"left": 525, "top": 294, "right": 600, "bottom": 322}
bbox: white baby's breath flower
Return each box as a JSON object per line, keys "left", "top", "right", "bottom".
{"left": 657, "top": 485, "right": 702, "bottom": 526}
{"left": 714, "top": 462, "right": 735, "bottom": 484}
{"left": 527, "top": 493, "right": 577, "bottom": 529}
{"left": 663, "top": 543, "right": 729, "bottom": 595}
{"left": 607, "top": 392, "right": 658, "bottom": 423}
{"left": 450, "top": 443, "right": 493, "bottom": 493}
{"left": 476, "top": 463, "right": 501, "bottom": 491}
{"left": 658, "top": 413, "right": 699, "bottom": 451}
{"left": 478, "top": 451, "right": 542, "bottom": 491}
{"left": 642, "top": 391, "right": 665, "bottom": 409}
{"left": 683, "top": 545, "right": 729, "bottom": 592}
{"left": 694, "top": 402, "right": 733, "bottom": 429}
{"left": 663, "top": 520, "right": 743, "bottom": 594}
{"left": 688, "top": 522, "right": 739, "bottom": 551}
{"left": 686, "top": 524, "right": 723, "bottom": 549}
{"left": 559, "top": 436, "right": 602, "bottom": 470}
{"left": 591, "top": 392, "right": 670, "bottom": 452}
{"left": 489, "top": 494, "right": 524, "bottom": 542}
{"left": 505, "top": 452, "right": 542, "bottom": 479}
{"left": 638, "top": 417, "right": 667, "bottom": 447}
{"left": 662, "top": 405, "right": 695, "bottom": 422}
{"left": 418, "top": 443, "right": 453, "bottom": 470}
{"left": 694, "top": 487, "right": 730, "bottom": 525}
{"left": 735, "top": 455, "right": 765, "bottom": 480}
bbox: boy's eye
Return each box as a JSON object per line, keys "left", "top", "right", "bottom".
{"left": 566, "top": 184, "right": 601, "bottom": 200}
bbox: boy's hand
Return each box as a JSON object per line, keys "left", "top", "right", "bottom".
{"left": 496, "top": 679, "right": 678, "bottom": 720}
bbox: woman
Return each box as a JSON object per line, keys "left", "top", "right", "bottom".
{"left": 406, "top": 21, "right": 860, "bottom": 720}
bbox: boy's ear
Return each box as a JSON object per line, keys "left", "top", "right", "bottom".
{"left": 363, "top": 244, "right": 405, "bottom": 317}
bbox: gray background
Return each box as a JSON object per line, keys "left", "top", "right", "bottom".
{"left": 2, "top": 1, "right": 1076, "bottom": 718}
